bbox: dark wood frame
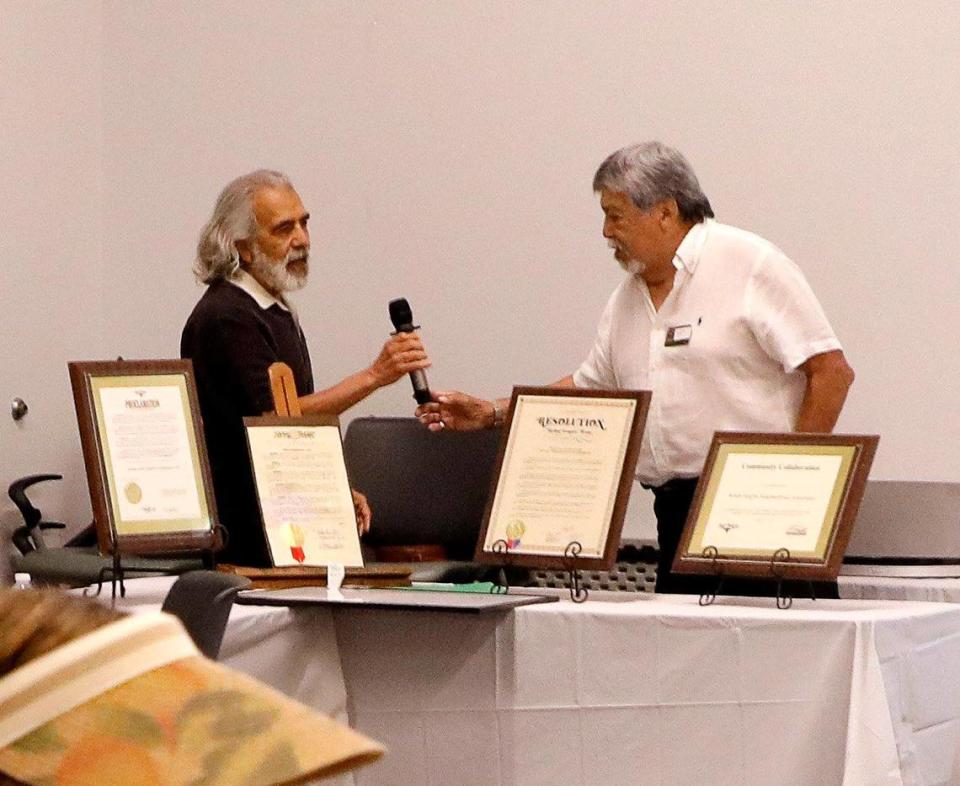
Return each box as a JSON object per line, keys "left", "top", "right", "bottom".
{"left": 243, "top": 414, "right": 362, "bottom": 568}
{"left": 475, "top": 386, "right": 651, "bottom": 570}
{"left": 672, "top": 431, "right": 879, "bottom": 581}
{"left": 68, "top": 359, "right": 221, "bottom": 556}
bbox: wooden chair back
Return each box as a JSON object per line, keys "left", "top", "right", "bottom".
{"left": 268, "top": 362, "right": 302, "bottom": 416}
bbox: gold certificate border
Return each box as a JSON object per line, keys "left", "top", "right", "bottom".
{"left": 91, "top": 374, "right": 212, "bottom": 536}
{"left": 671, "top": 431, "right": 879, "bottom": 582}
{"left": 485, "top": 395, "right": 637, "bottom": 557}
{"left": 686, "top": 443, "right": 856, "bottom": 561}
{"left": 476, "top": 386, "right": 651, "bottom": 571}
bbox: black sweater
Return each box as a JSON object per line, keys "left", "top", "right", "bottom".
{"left": 181, "top": 280, "right": 314, "bottom": 566}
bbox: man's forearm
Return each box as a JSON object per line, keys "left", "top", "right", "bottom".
{"left": 299, "top": 368, "right": 381, "bottom": 416}
{"left": 491, "top": 374, "right": 576, "bottom": 426}
{"left": 795, "top": 351, "right": 855, "bottom": 432}
{"left": 475, "top": 374, "right": 577, "bottom": 429}
{"left": 299, "top": 331, "right": 431, "bottom": 416}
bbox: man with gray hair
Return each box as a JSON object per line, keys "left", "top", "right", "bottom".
{"left": 182, "top": 170, "right": 430, "bottom": 566}
{"left": 417, "top": 142, "right": 854, "bottom": 595}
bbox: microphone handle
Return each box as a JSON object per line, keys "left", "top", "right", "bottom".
{"left": 411, "top": 372, "right": 432, "bottom": 405}
{"left": 394, "top": 322, "right": 432, "bottom": 404}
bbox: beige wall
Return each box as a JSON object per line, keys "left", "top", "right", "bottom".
{"left": 1, "top": 2, "right": 105, "bottom": 580}
{"left": 3, "top": 1, "right": 959, "bottom": 579}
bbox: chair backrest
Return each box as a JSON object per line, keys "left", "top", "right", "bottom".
{"left": 8, "top": 474, "right": 65, "bottom": 553}
{"left": 268, "top": 362, "right": 302, "bottom": 415}
{"left": 161, "top": 571, "right": 251, "bottom": 659}
{"left": 342, "top": 417, "right": 501, "bottom": 561}
{"left": 266, "top": 364, "right": 502, "bottom": 561}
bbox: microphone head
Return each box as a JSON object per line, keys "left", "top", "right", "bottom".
{"left": 389, "top": 297, "right": 414, "bottom": 330}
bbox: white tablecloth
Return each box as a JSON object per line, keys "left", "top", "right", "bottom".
{"left": 95, "top": 579, "right": 960, "bottom": 786}
{"left": 331, "top": 593, "right": 960, "bottom": 786}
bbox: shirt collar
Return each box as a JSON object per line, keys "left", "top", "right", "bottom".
{"left": 229, "top": 268, "right": 290, "bottom": 311}
{"left": 673, "top": 218, "right": 712, "bottom": 274}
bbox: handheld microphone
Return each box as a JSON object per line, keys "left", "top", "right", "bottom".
{"left": 388, "top": 297, "right": 432, "bottom": 405}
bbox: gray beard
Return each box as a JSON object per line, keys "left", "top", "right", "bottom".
{"left": 248, "top": 247, "right": 309, "bottom": 294}
{"left": 618, "top": 257, "right": 646, "bottom": 277}
{"left": 608, "top": 239, "right": 646, "bottom": 277}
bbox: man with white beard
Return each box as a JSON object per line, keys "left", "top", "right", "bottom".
{"left": 417, "top": 142, "right": 855, "bottom": 596}
{"left": 182, "top": 170, "right": 430, "bottom": 566}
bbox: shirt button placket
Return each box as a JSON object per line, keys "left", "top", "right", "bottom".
{"left": 647, "top": 322, "right": 666, "bottom": 479}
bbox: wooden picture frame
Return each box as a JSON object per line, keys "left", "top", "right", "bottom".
{"left": 69, "top": 359, "right": 221, "bottom": 556}
{"left": 475, "top": 386, "right": 651, "bottom": 570}
{"left": 672, "top": 432, "right": 879, "bottom": 581}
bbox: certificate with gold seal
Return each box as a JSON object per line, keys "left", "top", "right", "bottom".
{"left": 244, "top": 415, "right": 363, "bottom": 568}
{"left": 69, "top": 360, "right": 220, "bottom": 556}
{"left": 476, "top": 387, "right": 650, "bottom": 570}
{"left": 673, "top": 432, "right": 879, "bottom": 581}
{"left": 94, "top": 382, "right": 203, "bottom": 526}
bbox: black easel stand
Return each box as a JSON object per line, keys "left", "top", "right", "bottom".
{"left": 698, "top": 546, "right": 816, "bottom": 610}
{"left": 698, "top": 546, "right": 725, "bottom": 607}
{"left": 564, "top": 541, "right": 588, "bottom": 604}
{"left": 769, "top": 548, "right": 817, "bottom": 610}
{"left": 771, "top": 547, "right": 793, "bottom": 609}
{"left": 490, "top": 539, "right": 511, "bottom": 594}
{"left": 84, "top": 548, "right": 127, "bottom": 603}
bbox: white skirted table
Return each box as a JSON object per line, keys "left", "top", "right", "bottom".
{"left": 93, "top": 578, "right": 960, "bottom": 785}
{"left": 332, "top": 593, "right": 960, "bottom": 786}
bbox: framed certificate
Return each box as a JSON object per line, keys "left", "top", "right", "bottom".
{"left": 69, "top": 360, "right": 221, "bottom": 555}
{"left": 476, "top": 387, "right": 650, "bottom": 570}
{"left": 244, "top": 415, "right": 364, "bottom": 568}
{"left": 672, "top": 432, "right": 879, "bottom": 581}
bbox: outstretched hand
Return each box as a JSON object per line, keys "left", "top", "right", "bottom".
{"left": 416, "top": 390, "right": 494, "bottom": 432}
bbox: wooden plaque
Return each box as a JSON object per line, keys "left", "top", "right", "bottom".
{"left": 69, "top": 359, "right": 221, "bottom": 556}
{"left": 672, "top": 431, "right": 879, "bottom": 581}
{"left": 475, "top": 386, "right": 650, "bottom": 571}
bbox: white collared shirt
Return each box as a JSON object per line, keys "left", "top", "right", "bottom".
{"left": 573, "top": 219, "right": 841, "bottom": 486}
{"left": 229, "top": 269, "right": 290, "bottom": 312}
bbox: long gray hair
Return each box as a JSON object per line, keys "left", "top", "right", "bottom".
{"left": 593, "top": 142, "right": 714, "bottom": 222}
{"left": 193, "top": 169, "right": 294, "bottom": 283}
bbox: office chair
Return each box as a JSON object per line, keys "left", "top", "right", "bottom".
{"left": 268, "top": 361, "right": 504, "bottom": 580}
{"left": 8, "top": 474, "right": 203, "bottom": 587}
{"left": 161, "top": 570, "right": 251, "bottom": 659}
{"left": 341, "top": 416, "right": 501, "bottom": 562}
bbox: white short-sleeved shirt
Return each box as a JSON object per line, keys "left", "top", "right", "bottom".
{"left": 573, "top": 219, "right": 841, "bottom": 487}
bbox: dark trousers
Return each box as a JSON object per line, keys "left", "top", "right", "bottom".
{"left": 650, "top": 478, "right": 708, "bottom": 594}
{"left": 650, "top": 477, "right": 839, "bottom": 599}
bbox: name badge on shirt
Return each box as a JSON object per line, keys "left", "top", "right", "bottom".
{"left": 665, "top": 324, "right": 692, "bottom": 347}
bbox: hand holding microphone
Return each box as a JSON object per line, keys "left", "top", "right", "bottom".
{"left": 369, "top": 298, "right": 431, "bottom": 403}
